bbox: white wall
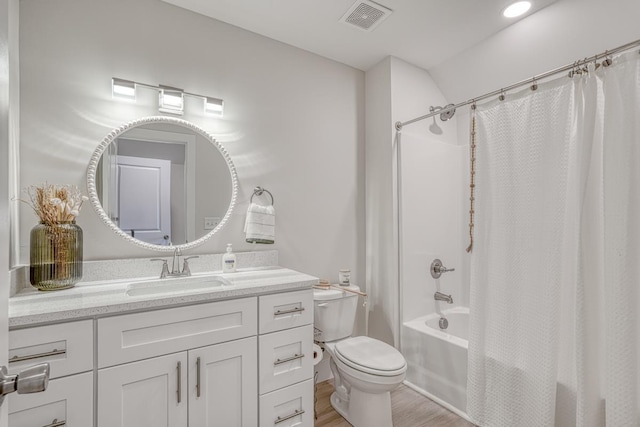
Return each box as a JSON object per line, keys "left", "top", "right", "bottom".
{"left": 365, "top": 57, "right": 395, "bottom": 345}
{"left": 18, "top": 0, "right": 365, "bottom": 284}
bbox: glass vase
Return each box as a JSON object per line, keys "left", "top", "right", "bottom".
{"left": 30, "top": 221, "right": 83, "bottom": 291}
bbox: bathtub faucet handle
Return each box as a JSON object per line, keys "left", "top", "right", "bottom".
{"left": 430, "top": 259, "right": 455, "bottom": 279}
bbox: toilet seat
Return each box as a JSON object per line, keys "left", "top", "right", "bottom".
{"left": 334, "top": 336, "right": 406, "bottom": 377}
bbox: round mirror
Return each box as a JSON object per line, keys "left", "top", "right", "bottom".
{"left": 87, "top": 116, "right": 238, "bottom": 252}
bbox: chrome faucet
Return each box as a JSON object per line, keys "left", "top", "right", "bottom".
{"left": 171, "top": 248, "right": 183, "bottom": 275}
{"left": 434, "top": 292, "right": 453, "bottom": 304}
{"left": 151, "top": 249, "right": 199, "bottom": 278}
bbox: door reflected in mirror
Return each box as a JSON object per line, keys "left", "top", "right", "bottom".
{"left": 89, "top": 117, "right": 237, "bottom": 252}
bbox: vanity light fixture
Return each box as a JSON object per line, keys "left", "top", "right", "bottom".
{"left": 112, "top": 78, "right": 136, "bottom": 101}
{"left": 111, "top": 77, "right": 223, "bottom": 118}
{"left": 204, "top": 97, "right": 224, "bottom": 117}
{"left": 502, "top": 1, "right": 532, "bottom": 18}
{"left": 158, "top": 85, "right": 185, "bottom": 115}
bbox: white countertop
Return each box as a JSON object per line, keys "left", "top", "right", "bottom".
{"left": 9, "top": 267, "right": 318, "bottom": 328}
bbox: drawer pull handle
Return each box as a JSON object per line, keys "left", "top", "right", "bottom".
{"left": 274, "top": 307, "right": 305, "bottom": 316}
{"left": 274, "top": 353, "right": 305, "bottom": 366}
{"left": 177, "top": 361, "right": 182, "bottom": 403}
{"left": 275, "top": 409, "right": 305, "bottom": 425}
{"left": 43, "top": 418, "right": 66, "bottom": 427}
{"left": 9, "top": 349, "right": 66, "bottom": 364}
{"left": 196, "top": 357, "right": 201, "bottom": 398}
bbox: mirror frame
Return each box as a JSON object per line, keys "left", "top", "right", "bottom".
{"left": 87, "top": 116, "right": 238, "bottom": 252}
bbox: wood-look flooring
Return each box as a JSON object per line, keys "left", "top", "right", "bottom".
{"left": 314, "top": 380, "right": 476, "bottom": 427}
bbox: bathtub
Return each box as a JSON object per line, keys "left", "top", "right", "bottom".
{"left": 401, "top": 306, "right": 470, "bottom": 420}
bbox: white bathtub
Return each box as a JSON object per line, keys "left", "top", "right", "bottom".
{"left": 401, "top": 306, "right": 470, "bottom": 420}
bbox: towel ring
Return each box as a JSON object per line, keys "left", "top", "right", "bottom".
{"left": 251, "top": 186, "right": 274, "bottom": 205}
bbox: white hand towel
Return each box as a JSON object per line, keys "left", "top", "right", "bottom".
{"left": 244, "top": 203, "right": 275, "bottom": 244}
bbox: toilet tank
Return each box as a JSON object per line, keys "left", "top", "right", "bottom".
{"left": 313, "top": 285, "right": 360, "bottom": 342}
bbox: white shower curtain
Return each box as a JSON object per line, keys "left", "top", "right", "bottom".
{"left": 468, "top": 50, "right": 640, "bottom": 427}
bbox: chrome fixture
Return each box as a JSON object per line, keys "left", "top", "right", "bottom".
{"left": 395, "top": 38, "right": 640, "bottom": 133}
{"left": 112, "top": 77, "right": 224, "bottom": 117}
{"left": 0, "top": 363, "right": 50, "bottom": 404}
{"left": 430, "top": 259, "right": 455, "bottom": 279}
{"left": 434, "top": 292, "right": 453, "bottom": 304}
{"left": 151, "top": 248, "right": 199, "bottom": 278}
{"left": 428, "top": 104, "right": 456, "bottom": 123}
{"left": 439, "top": 317, "right": 449, "bottom": 329}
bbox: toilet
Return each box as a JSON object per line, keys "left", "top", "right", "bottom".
{"left": 314, "top": 285, "right": 407, "bottom": 427}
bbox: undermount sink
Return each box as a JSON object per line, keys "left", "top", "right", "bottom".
{"left": 125, "top": 275, "right": 231, "bottom": 297}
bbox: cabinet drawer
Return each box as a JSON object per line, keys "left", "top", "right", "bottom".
{"left": 259, "top": 379, "right": 313, "bottom": 427}
{"left": 98, "top": 297, "right": 257, "bottom": 368}
{"left": 9, "top": 320, "right": 93, "bottom": 379}
{"left": 8, "top": 372, "right": 93, "bottom": 427}
{"left": 259, "top": 290, "right": 313, "bottom": 334}
{"left": 259, "top": 325, "right": 313, "bottom": 394}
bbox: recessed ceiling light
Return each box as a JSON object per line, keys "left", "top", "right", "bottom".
{"left": 503, "top": 1, "right": 532, "bottom": 18}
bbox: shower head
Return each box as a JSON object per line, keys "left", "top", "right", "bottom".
{"left": 429, "top": 116, "right": 443, "bottom": 135}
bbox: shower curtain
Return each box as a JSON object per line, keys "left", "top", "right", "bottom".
{"left": 468, "top": 50, "right": 640, "bottom": 427}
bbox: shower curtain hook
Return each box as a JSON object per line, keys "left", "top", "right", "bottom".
{"left": 602, "top": 50, "right": 613, "bottom": 67}
{"left": 531, "top": 77, "right": 538, "bottom": 91}
{"left": 498, "top": 89, "right": 505, "bottom": 101}
{"left": 575, "top": 60, "right": 583, "bottom": 75}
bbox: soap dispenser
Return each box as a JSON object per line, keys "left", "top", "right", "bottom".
{"left": 222, "top": 243, "right": 237, "bottom": 273}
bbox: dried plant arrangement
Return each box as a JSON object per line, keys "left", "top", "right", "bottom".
{"left": 20, "top": 184, "right": 87, "bottom": 290}
{"left": 21, "top": 183, "right": 88, "bottom": 225}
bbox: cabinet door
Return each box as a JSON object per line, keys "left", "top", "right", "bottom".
{"left": 8, "top": 372, "right": 93, "bottom": 427}
{"left": 98, "top": 352, "right": 188, "bottom": 427}
{"left": 188, "top": 337, "right": 257, "bottom": 427}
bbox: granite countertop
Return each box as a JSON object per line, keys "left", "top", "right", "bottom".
{"left": 9, "top": 266, "right": 318, "bottom": 328}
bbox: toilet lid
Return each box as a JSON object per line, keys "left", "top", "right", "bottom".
{"left": 334, "top": 336, "right": 406, "bottom": 376}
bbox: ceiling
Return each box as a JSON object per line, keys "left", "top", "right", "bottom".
{"left": 161, "top": 0, "right": 558, "bottom": 72}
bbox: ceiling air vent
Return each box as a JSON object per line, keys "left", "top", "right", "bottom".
{"left": 340, "top": 0, "right": 392, "bottom": 32}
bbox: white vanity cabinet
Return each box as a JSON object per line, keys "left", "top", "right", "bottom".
{"left": 8, "top": 283, "right": 315, "bottom": 427}
{"left": 97, "top": 298, "right": 258, "bottom": 427}
{"left": 7, "top": 320, "right": 94, "bottom": 427}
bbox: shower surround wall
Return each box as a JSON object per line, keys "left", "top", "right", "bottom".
{"left": 399, "top": 130, "right": 466, "bottom": 314}
{"left": 366, "top": 57, "right": 469, "bottom": 415}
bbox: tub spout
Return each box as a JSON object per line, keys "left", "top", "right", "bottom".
{"left": 434, "top": 292, "right": 453, "bottom": 304}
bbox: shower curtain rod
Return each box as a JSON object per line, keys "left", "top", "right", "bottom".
{"left": 395, "top": 38, "right": 640, "bottom": 131}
